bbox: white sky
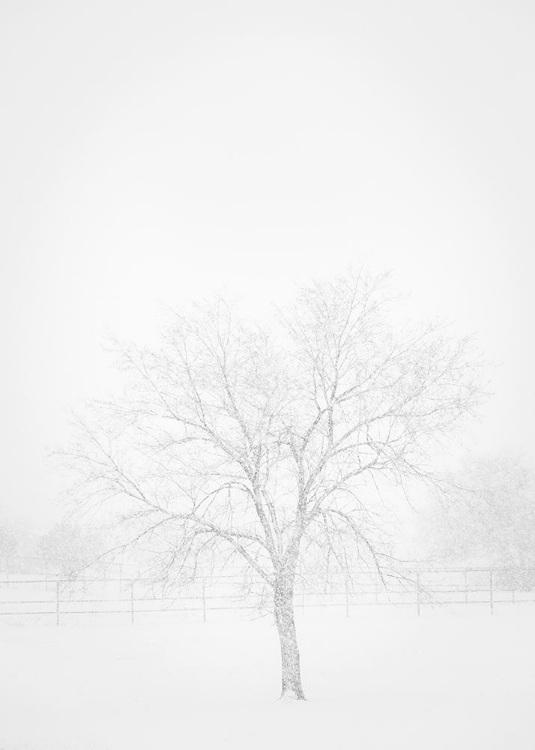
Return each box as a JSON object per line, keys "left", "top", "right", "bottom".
{"left": 1, "top": 1, "right": 534, "bottom": 528}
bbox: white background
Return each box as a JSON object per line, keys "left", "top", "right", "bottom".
{"left": 1, "top": 1, "right": 534, "bottom": 527}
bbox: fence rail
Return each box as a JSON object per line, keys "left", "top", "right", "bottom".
{"left": 1, "top": 568, "right": 534, "bottom": 624}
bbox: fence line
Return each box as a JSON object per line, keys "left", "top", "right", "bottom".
{"left": 1, "top": 568, "right": 534, "bottom": 624}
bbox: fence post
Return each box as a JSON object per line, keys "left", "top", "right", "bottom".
{"left": 202, "top": 581, "right": 206, "bottom": 623}
{"left": 464, "top": 570, "right": 468, "bottom": 605}
{"left": 56, "top": 581, "right": 60, "bottom": 626}
{"left": 345, "top": 578, "right": 349, "bottom": 619}
{"left": 489, "top": 570, "right": 494, "bottom": 615}
{"left": 130, "top": 580, "right": 135, "bottom": 625}
{"left": 416, "top": 572, "right": 421, "bottom": 617}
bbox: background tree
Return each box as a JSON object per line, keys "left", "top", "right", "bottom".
{"left": 63, "top": 270, "right": 482, "bottom": 699}
{"left": 0, "top": 523, "right": 17, "bottom": 574}
{"left": 419, "top": 453, "right": 535, "bottom": 588}
{"left": 38, "top": 522, "right": 103, "bottom": 578}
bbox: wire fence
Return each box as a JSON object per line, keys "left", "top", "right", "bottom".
{"left": 0, "top": 568, "right": 534, "bottom": 624}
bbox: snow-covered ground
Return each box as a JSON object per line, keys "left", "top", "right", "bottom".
{"left": 1, "top": 607, "right": 534, "bottom": 750}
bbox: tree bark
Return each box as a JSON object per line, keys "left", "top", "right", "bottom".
{"left": 274, "top": 577, "right": 305, "bottom": 700}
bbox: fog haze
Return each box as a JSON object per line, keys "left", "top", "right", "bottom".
{"left": 1, "top": 1, "right": 534, "bottom": 527}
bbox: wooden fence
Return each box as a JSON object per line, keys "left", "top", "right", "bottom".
{"left": 0, "top": 568, "right": 534, "bottom": 624}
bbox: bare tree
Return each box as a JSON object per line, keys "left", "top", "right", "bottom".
{"left": 0, "top": 523, "right": 17, "bottom": 574}
{"left": 419, "top": 453, "right": 535, "bottom": 587}
{"left": 62, "top": 270, "right": 482, "bottom": 699}
{"left": 38, "top": 522, "right": 103, "bottom": 578}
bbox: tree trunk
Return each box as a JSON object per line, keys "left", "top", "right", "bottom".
{"left": 274, "top": 577, "right": 305, "bottom": 700}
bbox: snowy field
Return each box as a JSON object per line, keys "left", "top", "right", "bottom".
{"left": 1, "top": 607, "right": 534, "bottom": 750}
